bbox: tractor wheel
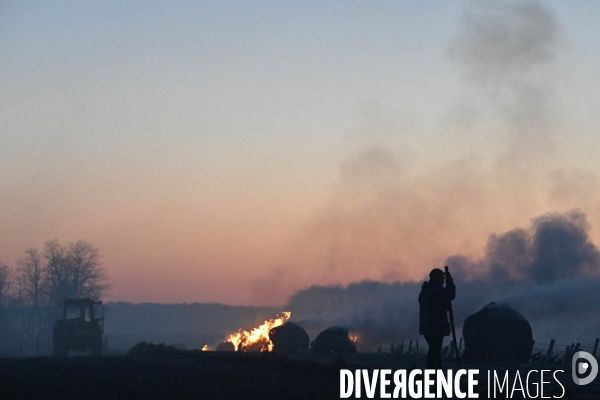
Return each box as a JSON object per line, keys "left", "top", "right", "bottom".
{"left": 91, "top": 334, "right": 102, "bottom": 356}
{"left": 53, "top": 325, "right": 68, "bottom": 357}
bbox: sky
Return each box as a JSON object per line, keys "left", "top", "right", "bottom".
{"left": 2, "top": 0, "right": 600, "bottom": 305}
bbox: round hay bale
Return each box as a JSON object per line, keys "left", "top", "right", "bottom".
{"left": 462, "top": 302, "right": 534, "bottom": 363}
{"left": 215, "top": 341, "right": 235, "bottom": 352}
{"left": 268, "top": 322, "right": 309, "bottom": 354}
{"left": 310, "top": 326, "right": 357, "bottom": 354}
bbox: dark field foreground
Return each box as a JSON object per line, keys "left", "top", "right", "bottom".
{"left": 0, "top": 351, "right": 598, "bottom": 400}
{"left": 0, "top": 352, "right": 340, "bottom": 400}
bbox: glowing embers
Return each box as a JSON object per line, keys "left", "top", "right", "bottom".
{"left": 226, "top": 311, "right": 291, "bottom": 352}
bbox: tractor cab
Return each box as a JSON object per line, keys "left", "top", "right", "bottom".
{"left": 63, "top": 298, "right": 103, "bottom": 322}
{"left": 53, "top": 298, "right": 104, "bottom": 356}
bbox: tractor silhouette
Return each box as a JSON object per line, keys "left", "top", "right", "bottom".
{"left": 53, "top": 298, "right": 104, "bottom": 357}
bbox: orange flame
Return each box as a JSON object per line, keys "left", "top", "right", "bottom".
{"left": 350, "top": 335, "right": 358, "bottom": 343}
{"left": 201, "top": 345, "right": 209, "bottom": 351}
{"left": 226, "top": 311, "right": 291, "bottom": 352}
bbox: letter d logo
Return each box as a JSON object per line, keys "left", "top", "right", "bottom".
{"left": 572, "top": 351, "right": 598, "bottom": 385}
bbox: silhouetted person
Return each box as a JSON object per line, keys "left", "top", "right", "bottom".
{"left": 419, "top": 268, "right": 455, "bottom": 369}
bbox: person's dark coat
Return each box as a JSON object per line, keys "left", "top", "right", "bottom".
{"left": 418, "top": 280, "right": 455, "bottom": 336}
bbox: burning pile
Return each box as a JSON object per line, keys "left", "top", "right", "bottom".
{"left": 226, "top": 311, "right": 291, "bottom": 352}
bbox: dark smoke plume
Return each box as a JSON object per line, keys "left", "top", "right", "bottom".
{"left": 448, "top": 209, "right": 600, "bottom": 283}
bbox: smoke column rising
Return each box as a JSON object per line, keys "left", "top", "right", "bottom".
{"left": 252, "top": 0, "right": 579, "bottom": 303}
{"left": 279, "top": 1, "right": 600, "bottom": 349}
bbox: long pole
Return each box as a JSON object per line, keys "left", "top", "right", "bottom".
{"left": 445, "top": 266, "right": 460, "bottom": 365}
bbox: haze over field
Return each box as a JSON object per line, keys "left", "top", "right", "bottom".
{"left": 2, "top": 1, "right": 600, "bottom": 306}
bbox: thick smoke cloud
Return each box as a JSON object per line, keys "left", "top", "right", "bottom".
{"left": 530, "top": 211, "right": 600, "bottom": 281}
{"left": 288, "top": 210, "right": 600, "bottom": 349}
{"left": 449, "top": 209, "right": 600, "bottom": 283}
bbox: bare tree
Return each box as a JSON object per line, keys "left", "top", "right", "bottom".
{"left": 0, "top": 263, "right": 16, "bottom": 355}
{"left": 16, "top": 249, "right": 47, "bottom": 355}
{"left": 65, "top": 240, "right": 110, "bottom": 300}
{"left": 43, "top": 239, "right": 68, "bottom": 306}
{"left": 17, "top": 249, "right": 45, "bottom": 307}
{"left": 0, "top": 264, "right": 11, "bottom": 308}
{"left": 44, "top": 239, "right": 110, "bottom": 305}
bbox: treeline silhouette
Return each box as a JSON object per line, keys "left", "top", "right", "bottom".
{"left": 0, "top": 239, "right": 109, "bottom": 356}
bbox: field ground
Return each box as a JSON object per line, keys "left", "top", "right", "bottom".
{"left": 0, "top": 351, "right": 598, "bottom": 399}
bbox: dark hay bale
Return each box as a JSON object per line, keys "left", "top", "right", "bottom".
{"left": 238, "top": 339, "right": 270, "bottom": 352}
{"left": 216, "top": 341, "right": 235, "bottom": 352}
{"left": 268, "top": 322, "right": 310, "bottom": 354}
{"left": 127, "top": 341, "right": 179, "bottom": 357}
{"left": 462, "top": 302, "right": 534, "bottom": 363}
{"left": 310, "top": 326, "right": 357, "bottom": 354}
